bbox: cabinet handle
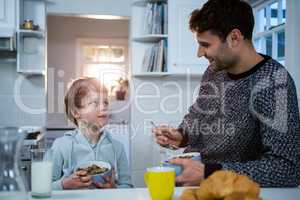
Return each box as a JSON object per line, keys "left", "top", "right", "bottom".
{"left": 9, "top": 37, "right": 14, "bottom": 51}
{"left": 21, "top": 166, "right": 27, "bottom": 171}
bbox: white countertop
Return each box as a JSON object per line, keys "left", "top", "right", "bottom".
{"left": 28, "top": 187, "right": 300, "bottom": 200}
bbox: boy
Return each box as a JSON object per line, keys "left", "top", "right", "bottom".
{"left": 51, "top": 77, "right": 132, "bottom": 189}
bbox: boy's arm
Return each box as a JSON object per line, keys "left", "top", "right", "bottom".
{"left": 116, "top": 145, "right": 133, "bottom": 188}
{"left": 51, "top": 141, "right": 65, "bottom": 190}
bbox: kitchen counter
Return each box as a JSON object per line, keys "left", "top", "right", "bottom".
{"left": 28, "top": 187, "right": 300, "bottom": 200}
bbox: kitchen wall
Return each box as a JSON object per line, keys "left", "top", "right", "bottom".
{"left": 130, "top": 76, "right": 201, "bottom": 187}
{"left": 47, "top": 0, "right": 134, "bottom": 17}
{"left": 46, "top": 15, "right": 203, "bottom": 187}
{"left": 47, "top": 16, "right": 129, "bottom": 128}
{"left": 3, "top": 0, "right": 297, "bottom": 189}
{"left": 0, "top": 62, "right": 46, "bottom": 127}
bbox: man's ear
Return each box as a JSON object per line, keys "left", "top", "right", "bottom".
{"left": 226, "top": 29, "right": 243, "bottom": 48}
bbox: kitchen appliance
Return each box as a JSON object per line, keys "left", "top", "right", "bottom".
{"left": 19, "top": 126, "right": 46, "bottom": 191}
{"left": 0, "top": 37, "right": 15, "bottom": 51}
{"left": 0, "top": 127, "right": 27, "bottom": 200}
{"left": 0, "top": 29, "right": 16, "bottom": 51}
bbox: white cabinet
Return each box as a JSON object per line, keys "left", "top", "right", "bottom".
{"left": 0, "top": 0, "right": 47, "bottom": 74}
{"left": 0, "top": 0, "right": 16, "bottom": 31}
{"left": 17, "top": 0, "right": 47, "bottom": 75}
{"left": 168, "top": 0, "right": 208, "bottom": 75}
{"left": 0, "top": 0, "right": 16, "bottom": 51}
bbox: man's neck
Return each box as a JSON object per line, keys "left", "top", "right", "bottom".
{"left": 227, "top": 46, "right": 264, "bottom": 75}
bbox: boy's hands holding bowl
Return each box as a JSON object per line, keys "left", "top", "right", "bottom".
{"left": 152, "top": 125, "right": 183, "bottom": 149}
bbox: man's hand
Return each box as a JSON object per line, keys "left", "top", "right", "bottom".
{"left": 62, "top": 170, "right": 92, "bottom": 189}
{"left": 152, "top": 125, "right": 183, "bottom": 148}
{"left": 170, "top": 158, "right": 205, "bottom": 186}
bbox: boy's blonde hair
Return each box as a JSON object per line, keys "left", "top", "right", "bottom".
{"left": 64, "top": 77, "right": 108, "bottom": 126}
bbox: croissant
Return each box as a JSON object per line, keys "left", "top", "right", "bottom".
{"left": 180, "top": 188, "right": 198, "bottom": 200}
{"left": 180, "top": 170, "right": 261, "bottom": 200}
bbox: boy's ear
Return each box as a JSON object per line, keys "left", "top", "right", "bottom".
{"left": 71, "top": 109, "right": 81, "bottom": 119}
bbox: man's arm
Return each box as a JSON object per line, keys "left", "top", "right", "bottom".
{"left": 178, "top": 66, "right": 216, "bottom": 147}
{"left": 220, "top": 72, "right": 300, "bottom": 187}
{"left": 174, "top": 70, "right": 300, "bottom": 187}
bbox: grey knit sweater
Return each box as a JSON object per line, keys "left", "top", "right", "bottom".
{"left": 179, "top": 55, "right": 300, "bottom": 187}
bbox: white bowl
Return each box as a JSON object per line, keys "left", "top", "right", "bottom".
{"left": 162, "top": 152, "right": 201, "bottom": 176}
{"left": 75, "top": 161, "right": 112, "bottom": 184}
{"left": 171, "top": 152, "right": 201, "bottom": 160}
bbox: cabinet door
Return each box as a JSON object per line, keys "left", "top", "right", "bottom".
{"left": 0, "top": 0, "right": 16, "bottom": 29}
{"left": 168, "top": 0, "right": 208, "bottom": 74}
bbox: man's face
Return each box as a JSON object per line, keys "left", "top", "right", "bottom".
{"left": 196, "top": 31, "right": 238, "bottom": 72}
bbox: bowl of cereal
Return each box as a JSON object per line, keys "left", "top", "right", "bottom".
{"left": 75, "top": 161, "right": 112, "bottom": 184}
{"left": 162, "top": 152, "right": 201, "bottom": 176}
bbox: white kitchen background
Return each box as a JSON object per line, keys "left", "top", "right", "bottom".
{"left": 47, "top": 16, "right": 130, "bottom": 127}
{"left": 46, "top": 12, "right": 202, "bottom": 187}
{"left": 1, "top": 0, "right": 300, "bottom": 188}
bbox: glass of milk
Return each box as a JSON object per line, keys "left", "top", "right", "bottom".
{"left": 31, "top": 149, "right": 53, "bottom": 198}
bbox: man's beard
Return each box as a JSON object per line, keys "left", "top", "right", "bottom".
{"left": 210, "top": 59, "right": 228, "bottom": 72}
{"left": 211, "top": 54, "right": 238, "bottom": 72}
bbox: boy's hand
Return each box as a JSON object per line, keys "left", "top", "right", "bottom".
{"left": 94, "top": 170, "right": 116, "bottom": 189}
{"left": 62, "top": 170, "right": 92, "bottom": 189}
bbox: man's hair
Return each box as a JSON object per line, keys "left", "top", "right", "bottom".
{"left": 189, "top": 0, "right": 254, "bottom": 41}
{"left": 64, "top": 77, "right": 107, "bottom": 126}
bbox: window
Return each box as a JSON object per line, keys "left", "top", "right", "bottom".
{"left": 253, "top": 0, "right": 286, "bottom": 65}
{"left": 77, "top": 39, "right": 128, "bottom": 97}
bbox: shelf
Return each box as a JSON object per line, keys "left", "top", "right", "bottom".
{"left": 17, "top": 69, "right": 45, "bottom": 75}
{"left": 132, "top": 34, "right": 168, "bottom": 42}
{"left": 132, "top": 72, "right": 170, "bottom": 77}
{"left": 0, "top": 58, "right": 16, "bottom": 63}
{"left": 18, "top": 29, "right": 45, "bottom": 38}
{"left": 17, "top": 0, "right": 47, "bottom": 75}
{"left": 132, "top": 72, "right": 203, "bottom": 78}
{"left": 149, "top": 0, "right": 167, "bottom": 2}
{"left": 133, "top": 0, "right": 167, "bottom": 6}
{"left": 0, "top": 51, "right": 16, "bottom": 60}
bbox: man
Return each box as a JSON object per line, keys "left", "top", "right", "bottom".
{"left": 153, "top": 0, "right": 300, "bottom": 187}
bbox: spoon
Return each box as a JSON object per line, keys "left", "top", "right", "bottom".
{"left": 150, "top": 121, "right": 179, "bottom": 150}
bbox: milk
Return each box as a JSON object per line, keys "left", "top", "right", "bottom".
{"left": 31, "top": 161, "right": 53, "bottom": 197}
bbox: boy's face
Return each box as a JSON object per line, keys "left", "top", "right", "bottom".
{"left": 196, "top": 30, "right": 238, "bottom": 72}
{"left": 75, "top": 91, "right": 109, "bottom": 130}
